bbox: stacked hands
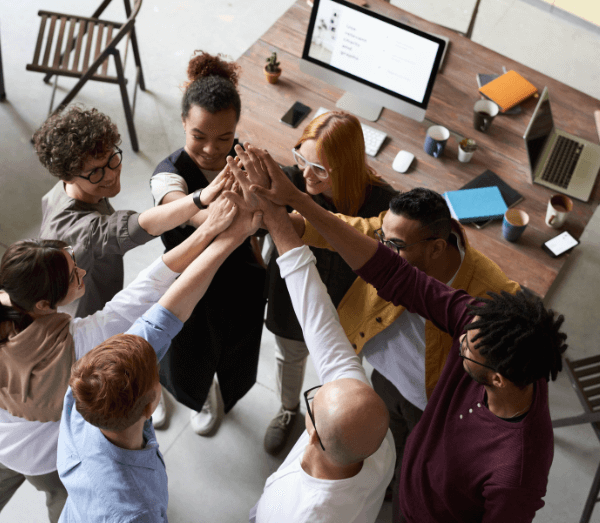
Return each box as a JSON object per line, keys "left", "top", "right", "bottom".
{"left": 201, "top": 141, "right": 302, "bottom": 240}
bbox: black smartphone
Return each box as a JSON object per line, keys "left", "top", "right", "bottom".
{"left": 542, "top": 231, "right": 579, "bottom": 258}
{"left": 280, "top": 102, "right": 311, "bottom": 128}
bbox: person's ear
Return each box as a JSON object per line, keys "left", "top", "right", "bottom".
{"left": 491, "top": 372, "right": 506, "bottom": 389}
{"left": 34, "top": 299, "right": 53, "bottom": 313}
{"left": 429, "top": 238, "right": 447, "bottom": 260}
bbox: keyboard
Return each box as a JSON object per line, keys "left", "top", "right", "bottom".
{"left": 313, "top": 107, "right": 387, "bottom": 157}
{"left": 540, "top": 135, "right": 584, "bottom": 188}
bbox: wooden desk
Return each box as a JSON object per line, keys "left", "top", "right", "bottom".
{"left": 236, "top": 0, "right": 600, "bottom": 298}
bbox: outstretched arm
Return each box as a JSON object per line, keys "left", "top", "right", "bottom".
{"left": 231, "top": 144, "right": 379, "bottom": 271}
{"left": 253, "top": 191, "right": 367, "bottom": 385}
{"left": 161, "top": 196, "right": 237, "bottom": 274}
{"left": 159, "top": 207, "right": 262, "bottom": 323}
{"left": 142, "top": 165, "right": 233, "bottom": 234}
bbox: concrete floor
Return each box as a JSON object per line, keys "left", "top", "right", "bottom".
{"left": 1, "top": 0, "right": 599, "bottom": 521}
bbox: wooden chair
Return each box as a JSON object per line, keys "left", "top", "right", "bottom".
{"left": 26, "top": 0, "right": 145, "bottom": 151}
{"left": 552, "top": 355, "right": 600, "bottom": 523}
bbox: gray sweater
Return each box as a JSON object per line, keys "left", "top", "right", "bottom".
{"left": 40, "top": 181, "right": 154, "bottom": 318}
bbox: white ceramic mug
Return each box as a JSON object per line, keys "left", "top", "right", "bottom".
{"left": 545, "top": 194, "right": 573, "bottom": 228}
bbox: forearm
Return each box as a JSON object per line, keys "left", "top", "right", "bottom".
{"left": 288, "top": 212, "right": 306, "bottom": 238}
{"left": 278, "top": 246, "right": 368, "bottom": 385}
{"left": 266, "top": 210, "right": 304, "bottom": 256}
{"left": 188, "top": 208, "right": 210, "bottom": 228}
{"left": 161, "top": 223, "right": 218, "bottom": 274}
{"left": 288, "top": 192, "right": 379, "bottom": 270}
{"left": 138, "top": 194, "right": 199, "bottom": 236}
{"left": 159, "top": 234, "right": 240, "bottom": 322}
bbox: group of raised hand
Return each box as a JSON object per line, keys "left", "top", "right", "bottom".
{"left": 202, "top": 142, "right": 308, "bottom": 240}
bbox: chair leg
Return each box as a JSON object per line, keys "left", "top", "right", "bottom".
{"left": 129, "top": 27, "right": 145, "bottom": 91}
{"left": 0, "top": 32, "right": 5, "bottom": 101}
{"left": 581, "top": 459, "right": 600, "bottom": 523}
{"left": 112, "top": 50, "right": 139, "bottom": 152}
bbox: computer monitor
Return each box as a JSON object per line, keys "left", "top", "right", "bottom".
{"left": 300, "top": 0, "right": 446, "bottom": 122}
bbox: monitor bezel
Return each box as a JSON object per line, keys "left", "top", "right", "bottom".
{"left": 301, "top": 0, "right": 446, "bottom": 110}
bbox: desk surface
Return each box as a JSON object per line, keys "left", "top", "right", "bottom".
{"left": 236, "top": 0, "right": 600, "bottom": 298}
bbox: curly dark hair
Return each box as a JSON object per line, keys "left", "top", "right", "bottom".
{"left": 181, "top": 50, "right": 241, "bottom": 120}
{"left": 389, "top": 188, "right": 452, "bottom": 241}
{"left": 465, "top": 289, "right": 568, "bottom": 387}
{"left": 32, "top": 106, "right": 121, "bottom": 181}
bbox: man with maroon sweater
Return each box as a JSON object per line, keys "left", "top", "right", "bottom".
{"left": 235, "top": 145, "right": 569, "bottom": 523}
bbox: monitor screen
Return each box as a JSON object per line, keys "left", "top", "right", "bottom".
{"left": 301, "top": 0, "right": 446, "bottom": 120}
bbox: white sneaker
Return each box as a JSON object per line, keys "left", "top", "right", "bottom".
{"left": 152, "top": 389, "right": 167, "bottom": 429}
{"left": 190, "top": 380, "right": 221, "bottom": 435}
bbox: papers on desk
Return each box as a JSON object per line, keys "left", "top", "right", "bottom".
{"left": 443, "top": 186, "right": 507, "bottom": 223}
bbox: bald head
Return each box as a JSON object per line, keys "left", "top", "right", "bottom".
{"left": 309, "top": 378, "right": 389, "bottom": 467}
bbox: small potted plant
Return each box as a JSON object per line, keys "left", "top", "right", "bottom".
{"left": 264, "top": 52, "right": 282, "bottom": 84}
{"left": 458, "top": 138, "right": 477, "bottom": 163}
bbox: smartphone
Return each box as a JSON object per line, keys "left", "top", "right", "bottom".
{"left": 280, "top": 102, "right": 311, "bottom": 128}
{"left": 542, "top": 231, "right": 579, "bottom": 258}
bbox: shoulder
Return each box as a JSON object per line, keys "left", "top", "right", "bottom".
{"left": 360, "top": 182, "right": 397, "bottom": 216}
{"left": 455, "top": 225, "right": 520, "bottom": 297}
{"left": 152, "top": 148, "right": 185, "bottom": 177}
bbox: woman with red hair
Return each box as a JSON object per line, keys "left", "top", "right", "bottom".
{"left": 263, "top": 111, "right": 397, "bottom": 455}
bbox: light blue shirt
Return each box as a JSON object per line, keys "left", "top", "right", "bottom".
{"left": 57, "top": 304, "right": 183, "bottom": 523}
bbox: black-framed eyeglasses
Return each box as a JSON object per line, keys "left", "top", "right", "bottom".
{"left": 459, "top": 335, "right": 497, "bottom": 371}
{"left": 374, "top": 228, "right": 437, "bottom": 254}
{"left": 304, "top": 385, "right": 326, "bottom": 451}
{"left": 63, "top": 245, "right": 81, "bottom": 287}
{"left": 75, "top": 147, "right": 123, "bottom": 184}
{"left": 292, "top": 148, "right": 329, "bottom": 180}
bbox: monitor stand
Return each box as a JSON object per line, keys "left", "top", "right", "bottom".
{"left": 335, "top": 92, "right": 383, "bottom": 122}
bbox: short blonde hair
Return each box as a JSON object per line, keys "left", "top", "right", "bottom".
{"left": 295, "top": 111, "right": 383, "bottom": 215}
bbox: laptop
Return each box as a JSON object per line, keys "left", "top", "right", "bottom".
{"left": 523, "top": 86, "right": 600, "bottom": 202}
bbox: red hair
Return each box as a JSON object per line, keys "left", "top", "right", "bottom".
{"left": 70, "top": 334, "right": 159, "bottom": 431}
{"left": 295, "top": 111, "right": 383, "bottom": 215}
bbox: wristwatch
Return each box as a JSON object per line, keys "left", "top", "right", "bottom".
{"left": 192, "top": 189, "right": 206, "bottom": 209}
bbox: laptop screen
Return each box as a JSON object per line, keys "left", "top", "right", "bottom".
{"left": 524, "top": 87, "right": 554, "bottom": 173}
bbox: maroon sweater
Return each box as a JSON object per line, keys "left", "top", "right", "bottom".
{"left": 356, "top": 244, "right": 553, "bottom": 523}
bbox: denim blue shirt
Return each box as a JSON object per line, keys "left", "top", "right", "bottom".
{"left": 57, "top": 304, "right": 183, "bottom": 522}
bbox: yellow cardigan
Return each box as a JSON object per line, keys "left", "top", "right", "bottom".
{"left": 301, "top": 212, "right": 521, "bottom": 400}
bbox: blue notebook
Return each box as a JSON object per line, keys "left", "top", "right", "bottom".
{"left": 443, "top": 186, "right": 507, "bottom": 223}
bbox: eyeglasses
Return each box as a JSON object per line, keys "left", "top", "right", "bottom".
{"left": 459, "top": 335, "right": 497, "bottom": 371}
{"left": 63, "top": 246, "right": 81, "bottom": 287}
{"left": 75, "top": 147, "right": 123, "bottom": 184}
{"left": 304, "top": 385, "right": 326, "bottom": 451}
{"left": 292, "top": 148, "right": 329, "bottom": 179}
{"left": 374, "top": 228, "right": 437, "bottom": 254}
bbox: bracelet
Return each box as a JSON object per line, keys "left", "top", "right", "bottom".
{"left": 192, "top": 189, "right": 206, "bottom": 209}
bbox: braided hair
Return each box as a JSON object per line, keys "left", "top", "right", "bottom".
{"left": 466, "top": 289, "right": 568, "bottom": 388}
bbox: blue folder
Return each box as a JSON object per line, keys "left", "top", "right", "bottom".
{"left": 443, "top": 186, "right": 508, "bottom": 223}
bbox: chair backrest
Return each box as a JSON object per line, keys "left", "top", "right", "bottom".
{"left": 28, "top": 0, "right": 142, "bottom": 79}
{"left": 564, "top": 355, "right": 600, "bottom": 440}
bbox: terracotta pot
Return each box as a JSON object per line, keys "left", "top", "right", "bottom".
{"left": 264, "top": 66, "right": 282, "bottom": 84}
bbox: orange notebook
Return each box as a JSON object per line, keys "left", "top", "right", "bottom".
{"left": 478, "top": 70, "right": 538, "bottom": 112}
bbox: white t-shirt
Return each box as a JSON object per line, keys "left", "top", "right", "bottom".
{"left": 361, "top": 232, "right": 465, "bottom": 410}
{"left": 0, "top": 257, "right": 178, "bottom": 475}
{"left": 253, "top": 431, "right": 395, "bottom": 523}
{"left": 250, "top": 246, "right": 395, "bottom": 522}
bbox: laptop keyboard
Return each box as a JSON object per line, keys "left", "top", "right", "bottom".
{"left": 540, "top": 135, "right": 584, "bottom": 188}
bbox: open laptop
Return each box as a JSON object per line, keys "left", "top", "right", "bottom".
{"left": 523, "top": 86, "right": 600, "bottom": 202}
